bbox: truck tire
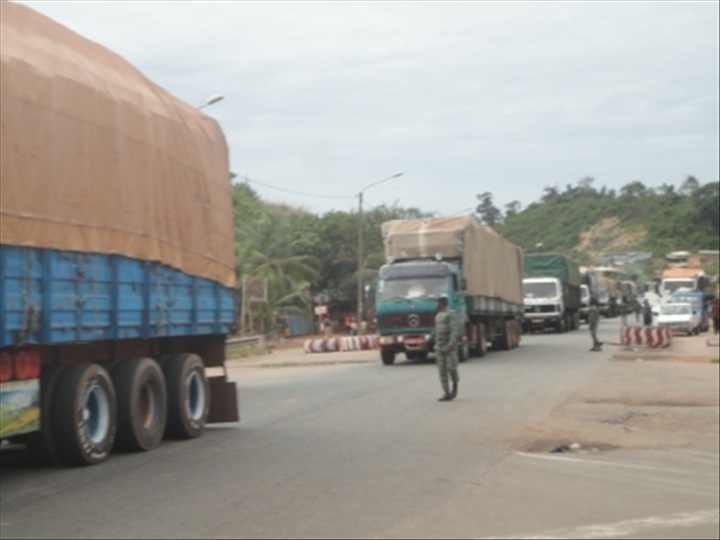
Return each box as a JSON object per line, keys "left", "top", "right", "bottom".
{"left": 556, "top": 316, "right": 565, "bottom": 334}
{"left": 511, "top": 321, "right": 521, "bottom": 349}
{"left": 494, "top": 320, "right": 512, "bottom": 351}
{"left": 163, "top": 353, "right": 209, "bottom": 439}
{"left": 458, "top": 340, "right": 469, "bottom": 362}
{"left": 22, "top": 364, "right": 66, "bottom": 465}
{"left": 478, "top": 324, "right": 487, "bottom": 357}
{"left": 381, "top": 349, "right": 396, "bottom": 365}
{"left": 112, "top": 357, "right": 167, "bottom": 452}
{"left": 51, "top": 363, "right": 117, "bottom": 466}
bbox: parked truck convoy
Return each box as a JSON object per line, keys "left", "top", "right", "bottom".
{"left": 0, "top": 3, "right": 239, "bottom": 466}
{"left": 374, "top": 217, "right": 524, "bottom": 365}
{"left": 521, "top": 254, "right": 581, "bottom": 333}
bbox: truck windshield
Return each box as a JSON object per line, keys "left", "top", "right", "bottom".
{"left": 661, "top": 304, "right": 692, "bottom": 315}
{"left": 671, "top": 294, "right": 701, "bottom": 308}
{"left": 523, "top": 282, "right": 558, "bottom": 299}
{"left": 378, "top": 277, "right": 448, "bottom": 300}
{"left": 662, "top": 279, "right": 695, "bottom": 295}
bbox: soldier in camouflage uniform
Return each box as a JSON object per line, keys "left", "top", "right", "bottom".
{"left": 433, "top": 296, "right": 459, "bottom": 401}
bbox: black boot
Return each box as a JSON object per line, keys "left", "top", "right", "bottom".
{"left": 439, "top": 383, "right": 452, "bottom": 401}
{"left": 450, "top": 381, "right": 458, "bottom": 399}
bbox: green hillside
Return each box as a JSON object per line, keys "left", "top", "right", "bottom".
{"left": 490, "top": 177, "right": 719, "bottom": 264}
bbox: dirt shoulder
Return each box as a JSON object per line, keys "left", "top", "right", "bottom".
{"left": 518, "top": 333, "right": 719, "bottom": 454}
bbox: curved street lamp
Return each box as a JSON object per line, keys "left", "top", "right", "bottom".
{"left": 197, "top": 94, "right": 224, "bottom": 110}
{"left": 357, "top": 171, "right": 404, "bottom": 328}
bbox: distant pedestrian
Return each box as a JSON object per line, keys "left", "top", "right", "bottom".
{"left": 711, "top": 299, "right": 720, "bottom": 335}
{"left": 620, "top": 295, "right": 629, "bottom": 327}
{"left": 588, "top": 298, "right": 602, "bottom": 352}
{"left": 323, "top": 317, "right": 333, "bottom": 338}
{"left": 349, "top": 318, "right": 358, "bottom": 336}
{"left": 633, "top": 298, "right": 642, "bottom": 323}
{"left": 642, "top": 299, "right": 653, "bottom": 327}
{"left": 433, "top": 296, "right": 459, "bottom": 401}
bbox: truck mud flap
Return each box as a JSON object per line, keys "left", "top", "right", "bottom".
{"left": 207, "top": 376, "right": 239, "bottom": 423}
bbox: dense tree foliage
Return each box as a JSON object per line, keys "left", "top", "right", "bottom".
{"left": 231, "top": 182, "right": 428, "bottom": 333}
{"left": 494, "top": 177, "right": 719, "bottom": 257}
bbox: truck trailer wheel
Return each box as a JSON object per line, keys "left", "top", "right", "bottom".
{"left": 51, "top": 363, "right": 117, "bottom": 466}
{"left": 112, "top": 357, "right": 167, "bottom": 452}
{"left": 381, "top": 349, "right": 396, "bottom": 365}
{"left": 22, "top": 364, "right": 66, "bottom": 465}
{"left": 458, "top": 341, "right": 469, "bottom": 362}
{"left": 163, "top": 353, "right": 209, "bottom": 439}
{"left": 508, "top": 321, "right": 520, "bottom": 349}
{"left": 493, "top": 320, "right": 512, "bottom": 351}
{"left": 477, "top": 324, "right": 488, "bottom": 357}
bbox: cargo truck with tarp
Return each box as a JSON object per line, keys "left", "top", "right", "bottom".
{"left": 375, "top": 216, "right": 524, "bottom": 365}
{"left": 0, "top": 2, "right": 239, "bottom": 466}
{"left": 522, "top": 254, "right": 581, "bottom": 333}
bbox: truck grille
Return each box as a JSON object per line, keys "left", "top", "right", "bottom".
{"left": 380, "top": 313, "right": 435, "bottom": 329}
{"left": 524, "top": 305, "right": 556, "bottom": 314}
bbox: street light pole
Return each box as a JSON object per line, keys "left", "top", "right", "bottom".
{"left": 357, "top": 171, "right": 403, "bottom": 329}
{"left": 197, "top": 94, "right": 224, "bottom": 110}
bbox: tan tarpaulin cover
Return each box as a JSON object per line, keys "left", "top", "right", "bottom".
{"left": 0, "top": 2, "right": 235, "bottom": 287}
{"left": 381, "top": 216, "right": 523, "bottom": 305}
{"left": 661, "top": 268, "right": 704, "bottom": 279}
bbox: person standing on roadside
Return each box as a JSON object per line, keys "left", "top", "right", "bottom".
{"left": 588, "top": 297, "right": 602, "bottom": 352}
{"left": 642, "top": 299, "right": 653, "bottom": 327}
{"left": 620, "top": 294, "right": 629, "bottom": 326}
{"left": 711, "top": 298, "right": 720, "bottom": 335}
{"left": 634, "top": 297, "right": 642, "bottom": 323}
{"left": 433, "top": 295, "right": 459, "bottom": 401}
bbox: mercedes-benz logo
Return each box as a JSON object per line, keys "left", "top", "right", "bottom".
{"left": 408, "top": 314, "right": 420, "bottom": 327}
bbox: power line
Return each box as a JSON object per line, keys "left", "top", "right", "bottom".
{"left": 447, "top": 206, "right": 477, "bottom": 217}
{"left": 240, "top": 175, "right": 355, "bottom": 200}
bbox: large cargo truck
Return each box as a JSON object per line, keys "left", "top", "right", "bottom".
{"left": 374, "top": 217, "right": 524, "bottom": 365}
{"left": 521, "top": 254, "right": 581, "bottom": 333}
{"left": 0, "top": 2, "right": 239, "bottom": 466}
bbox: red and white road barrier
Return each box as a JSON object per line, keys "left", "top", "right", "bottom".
{"left": 620, "top": 326, "right": 673, "bottom": 348}
{"left": 304, "top": 335, "right": 379, "bottom": 353}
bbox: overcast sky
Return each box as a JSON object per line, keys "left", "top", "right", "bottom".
{"left": 15, "top": 1, "right": 720, "bottom": 217}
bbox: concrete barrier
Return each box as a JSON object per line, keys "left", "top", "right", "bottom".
{"left": 620, "top": 326, "right": 673, "bottom": 348}
{"left": 304, "top": 335, "right": 379, "bottom": 353}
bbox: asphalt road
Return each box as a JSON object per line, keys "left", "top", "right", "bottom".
{"left": 1, "top": 319, "right": 718, "bottom": 539}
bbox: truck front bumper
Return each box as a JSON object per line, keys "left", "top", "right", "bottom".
{"left": 378, "top": 334, "right": 432, "bottom": 353}
{"left": 523, "top": 314, "right": 561, "bottom": 329}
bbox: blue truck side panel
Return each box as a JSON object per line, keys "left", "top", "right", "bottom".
{"left": 0, "top": 246, "right": 236, "bottom": 348}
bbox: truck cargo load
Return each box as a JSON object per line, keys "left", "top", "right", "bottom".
{"left": 522, "top": 254, "right": 581, "bottom": 287}
{"left": 382, "top": 216, "right": 523, "bottom": 305}
{"left": 1, "top": 2, "right": 239, "bottom": 466}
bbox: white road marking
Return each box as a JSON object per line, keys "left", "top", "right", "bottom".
{"left": 482, "top": 508, "right": 719, "bottom": 539}
{"left": 515, "top": 451, "right": 715, "bottom": 476}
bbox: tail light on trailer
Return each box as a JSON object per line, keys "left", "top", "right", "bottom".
{"left": 0, "top": 351, "right": 12, "bottom": 382}
{"left": 0, "top": 349, "right": 41, "bottom": 382}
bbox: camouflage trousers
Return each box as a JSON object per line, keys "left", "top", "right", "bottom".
{"left": 436, "top": 347, "right": 459, "bottom": 394}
